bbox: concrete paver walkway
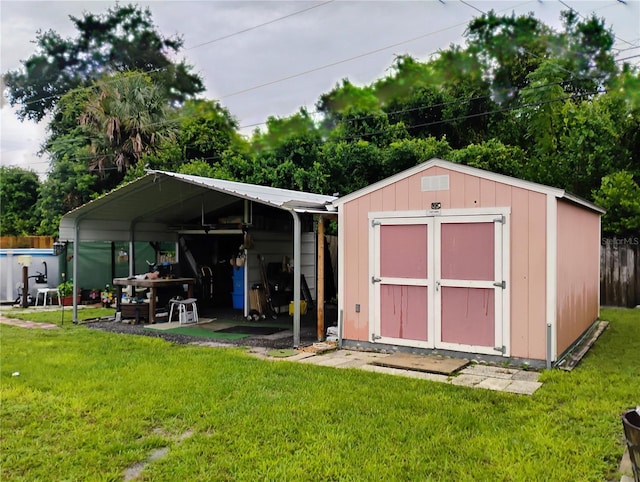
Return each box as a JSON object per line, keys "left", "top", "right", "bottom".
{"left": 0, "top": 315, "right": 59, "bottom": 329}
{"left": 250, "top": 347, "right": 542, "bottom": 395}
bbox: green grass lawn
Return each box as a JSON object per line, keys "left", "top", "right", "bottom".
{"left": 1, "top": 307, "right": 638, "bottom": 481}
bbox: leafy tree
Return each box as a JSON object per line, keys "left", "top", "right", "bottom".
{"left": 545, "top": 96, "right": 622, "bottom": 198}
{"left": 35, "top": 157, "right": 100, "bottom": 235}
{"left": 321, "top": 140, "right": 383, "bottom": 196}
{"left": 127, "top": 99, "right": 249, "bottom": 183}
{"left": 449, "top": 139, "right": 527, "bottom": 178}
{"left": 3, "top": 3, "right": 203, "bottom": 122}
{"left": 593, "top": 171, "right": 640, "bottom": 236}
{"left": 517, "top": 61, "right": 567, "bottom": 159}
{"left": 375, "top": 54, "right": 492, "bottom": 148}
{"left": 557, "top": 10, "right": 616, "bottom": 93}
{"left": 33, "top": 71, "right": 176, "bottom": 234}
{"left": 381, "top": 137, "right": 452, "bottom": 178}
{"left": 177, "top": 160, "right": 234, "bottom": 180}
{"left": 605, "top": 68, "right": 640, "bottom": 177}
{"left": 465, "top": 11, "right": 552, "bottom": 104}
{"left": 177, "top": 100, "right": 243, "bottom": 165}
{"left": 40, "top": 84, "right": 121, "bottom": 218}
{"left": 247, "top": 110, "right": 329, "bottom": 192}
{"left": 316, "top": 79, "right": 380, "bottom": 129}
{"left": 464, "top": 10, "right": 616, "bottom": 103}
{"left": 0, "top": 167, "right": 41, "bottom": 235}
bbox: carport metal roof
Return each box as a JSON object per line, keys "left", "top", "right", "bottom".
{"left": 59, "top": 170, "right": 337, "bottom": 242}
{"left": 60, "top": 170, "right": 337, "bottom": 345}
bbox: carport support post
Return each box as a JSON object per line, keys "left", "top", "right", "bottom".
{"left": 21, "top": 266, "right": 28, "bottom": 308}
{"left": 317, "top": 216, "right": 325, "bottom": 341}
{"left": 129, "top": 228, "right": 136, "bottom": 277}
{"left": 289, "top": 210, "right": 302, "bottom": 347}
{"left": 72, "top": 221, "right": 79, "bottom": 323}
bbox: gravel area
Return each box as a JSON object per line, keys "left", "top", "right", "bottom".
{"left": 84, "top": 318, "right": 320, "bottom": 349}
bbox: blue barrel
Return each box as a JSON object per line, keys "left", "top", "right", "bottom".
{"left": 232, "top": 266, "right": 244, "bottom": 309}
{"left": 232, "top": 292, "right": 244, "bottom": 309}
{"left": 232, "top": 266, "right": 244, "bottom": 295}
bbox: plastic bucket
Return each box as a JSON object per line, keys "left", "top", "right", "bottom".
{"left": 622, "top": 408, "right": 640, "bottom": 482}
{"left": 289, "top": 300, "right": 307, "bottom": 316}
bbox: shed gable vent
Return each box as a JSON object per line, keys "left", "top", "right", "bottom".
{"left": 421, "top": 175, "right": 449, "bottom": 192}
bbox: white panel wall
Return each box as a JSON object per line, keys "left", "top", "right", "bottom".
{"left": 246, "top": 230, "right": 316, "bottom": 302}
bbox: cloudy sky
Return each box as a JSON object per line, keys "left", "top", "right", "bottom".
{"left": 1, "top": 0, "right": 639, "bottom": 178}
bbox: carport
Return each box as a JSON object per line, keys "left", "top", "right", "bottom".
{"left": 58, "top": 170, "right": 337, "bottom": 346}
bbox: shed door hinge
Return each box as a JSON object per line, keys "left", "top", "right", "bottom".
{"left": 493, "top": 281, "right": 506, "bottom": 289}
{"left": 493, "top": 215, "right": 505, "bottom": 224}
{"left": 372, "top": 334, "right": 382, "bottom": 341}
{"left": 493, "top": 345, "right": 506, "bottom": 354}
{"left": 372, "top": 276, "right": 381, "bottom": 284}
{"left": 371, "top": 219, "right": 381, "bottom": 227}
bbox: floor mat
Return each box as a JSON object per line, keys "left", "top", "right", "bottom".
{"left": 149, "top": 326, "right": 249, "bottom": 340}
{"left": 369, "top": 352, "right": 469, "bottom": 375}
{"left": 215, "top": 325, "right": 287, "bottom": 336}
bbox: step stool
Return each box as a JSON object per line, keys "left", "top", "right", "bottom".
{"left": 169, "top": 298, "right": 199, "bottom": 324}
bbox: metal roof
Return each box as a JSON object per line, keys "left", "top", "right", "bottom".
{"left": 59, "top": 170, "right": 337, "bottom": 242}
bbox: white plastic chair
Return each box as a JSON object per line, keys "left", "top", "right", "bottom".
{"left": 168, "top": 298, "right": 199, "bottom": 324}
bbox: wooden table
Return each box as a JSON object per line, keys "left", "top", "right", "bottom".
{"left": 112, "top": 277, "right": 195, "bottom": 323}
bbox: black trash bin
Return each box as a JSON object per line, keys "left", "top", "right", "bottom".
{"left": 622, "top": 408, "right": 640, "bottom": 482}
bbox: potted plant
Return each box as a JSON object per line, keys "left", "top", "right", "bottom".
{"left": 89, "top": 288, "right": 100, "bottom": 303}
{"left": 57, "top": 280, "right": 79, "bottom": 306}
{"left": 101, "top": 284, "right": 114, "bottom": 308}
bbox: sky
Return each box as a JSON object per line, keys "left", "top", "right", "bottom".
{"left": 1, "top": 0, "right": 639, "bottom": 179}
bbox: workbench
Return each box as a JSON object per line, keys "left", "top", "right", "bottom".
{"left": 112, "top": 277, "right": 195, "bottom": 323}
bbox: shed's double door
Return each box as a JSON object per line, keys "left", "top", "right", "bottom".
{"left": 371, "top": 214, "right": 508, "bottom": 356}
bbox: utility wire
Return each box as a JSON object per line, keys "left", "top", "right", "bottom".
{"left": 32, "top": 74, "right": 607, "bottom": 155}
{"left": 27, "top": 86, "right": 606, "bottom": 171}
{"left": 6, "top": 1, "right": 631, "bottom": 165}
{"left": 11, "top": 2, "right": 338, "bottom": 108}
{"left": 186, "top": 0, "right": 336, "bottom": 50}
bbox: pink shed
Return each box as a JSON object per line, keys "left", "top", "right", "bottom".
{"left": 332, "top": 158, "right": 603, "bottom": 366}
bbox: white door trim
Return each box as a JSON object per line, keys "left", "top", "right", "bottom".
{"left": 369, "top": 216, "right": 434, "bottom": 348}
{"left": 369, "top": 209, "right": 510, "bottom": 357}
{"left": 434, "top": 213, "right": 510, "bottom": 356}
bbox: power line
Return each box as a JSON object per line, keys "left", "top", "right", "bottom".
{"left": 32, "top": 74, "right": 602, "bottom": 155}
{"left": 6, "top": 0, "right": 632, "bottom": 166}
{"left": 217, "top": 19, "right": 473, "bottom": 99}
{"left": 23, "top": 85, "right": 607, "bottom": 171}
{"left": 15, "top": 68, "right": 619, "bottom": 161}
{"left": 185, "top": 0, "right": 336, "bottom": 50}
{"left": 339, "top": 90, "right": 602, "bottom": 143}
{"left": 615, "top": 54, "right": 640, "bottom": 63}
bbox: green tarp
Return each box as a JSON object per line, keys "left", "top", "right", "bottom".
{"left": 59, "top": 241, "right": 164, "bottom": 292}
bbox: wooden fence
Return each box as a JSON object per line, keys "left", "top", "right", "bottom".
{"left": 600, "top": 238, "right": 640, "bottom": 307}
{"left": 0, "top": 236, "right": 54, "bottom": 249}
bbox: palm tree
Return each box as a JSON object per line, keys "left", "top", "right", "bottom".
{"left": 80, "top": 71, "right": 176, "bottom": 176}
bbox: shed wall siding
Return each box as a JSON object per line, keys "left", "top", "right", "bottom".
{"left": 556, "top": 200, "right": 600, "bottom": 354}
{"left": 341, "top": 165, "right": 547, "bottom": 360}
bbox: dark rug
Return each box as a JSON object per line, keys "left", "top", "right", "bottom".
{"left": 215, "top": 325, "right": 288, "bottom": 336}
